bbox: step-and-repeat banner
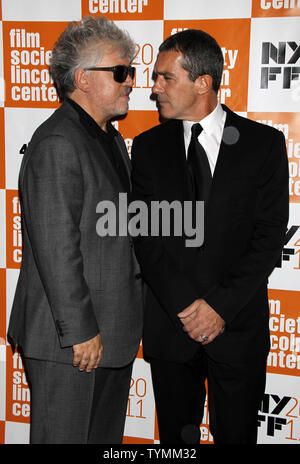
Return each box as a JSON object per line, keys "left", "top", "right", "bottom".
{"left": 0, "top": 0, "right": 299, "bottom": 445}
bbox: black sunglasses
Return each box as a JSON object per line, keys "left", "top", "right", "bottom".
{"left": 84, "top": 65, "right": 136, "bottom": 83}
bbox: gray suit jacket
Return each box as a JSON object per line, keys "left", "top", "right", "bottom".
{"left": 8, "top": 99, "right": 143, "bottom": 368}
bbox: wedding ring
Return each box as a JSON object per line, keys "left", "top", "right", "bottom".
{"left": 200, "top": 334, "right": 208, "bottom": 342}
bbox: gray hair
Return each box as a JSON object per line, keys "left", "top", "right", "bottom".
{"left": 50, "top": 15, "right": 136, "bottom": 99}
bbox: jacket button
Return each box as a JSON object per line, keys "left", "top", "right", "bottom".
{"left": 135, "top": 273, "right": 142, "bottom": 280}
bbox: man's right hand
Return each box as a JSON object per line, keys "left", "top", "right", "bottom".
{"left": 178, "top": 299, "right": 225, "bottom": 345}
{"left": 72, "top": 334, "right": 103, "bottom": 372}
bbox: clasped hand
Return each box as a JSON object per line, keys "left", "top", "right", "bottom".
{"left": 178, "top": 299, "right": 225, "bottom": 345}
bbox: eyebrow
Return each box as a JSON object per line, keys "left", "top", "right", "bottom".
{"left": 152, "top": 70, "right": 175, "bottom": 79}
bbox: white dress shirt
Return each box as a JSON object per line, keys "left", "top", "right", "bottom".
{"left": 183, "top": 102, "right": 227, "bottom": 176}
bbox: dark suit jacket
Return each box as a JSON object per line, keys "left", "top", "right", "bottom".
{"left": 8, "top": 99, "right": 143, "bottom": 368}
{"left": 131, "top": 105, "right": 289, "bottom": 364}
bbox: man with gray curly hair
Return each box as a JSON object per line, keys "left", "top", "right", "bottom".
{"left": 8, "top": 16, "right": 143, "bottom": 444}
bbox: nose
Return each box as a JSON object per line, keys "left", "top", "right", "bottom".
{"left": 152, "top": 75, "right": 164, "bottom": 94}
{"left": 123, "top": 68, "right": 134, "bottom": 87}
{"left": 123, "top": 76, "right": 133, "bottom": 89}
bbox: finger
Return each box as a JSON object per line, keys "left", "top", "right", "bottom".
{"left": 72, "top": 349, "right": 83, "bottom": 366}
{"left": 178, "top": 310, "right": 195, "bottom": 320}
{"left": 177, "top": 301, "right": 199, "bottom": 318}
{"left": 184, "top": 318, "right": 210, "bottom": 336}
{"left": 186, "top": 321, "right": 216, "bottom": 341}
{"left": 181, "top": 314, "right": 202, "bottom": 332}
{"left": 78, "top": 355, "right": 90, "bottom": 371}
{"left": 85, "top": 358, "right": 96, "bottom": 372}
{"left": 198, "top": 333, "right": 211, "bottom": 344}
{"left": 179, "top": 315, "right": 195, "bottom": 329}
{"left": 87, "top": 346, "right": 104, "bottom": 371}
{"left": 93, "top": 357, "right": 101, "bottom": 370}
{"left": 184, "top": 325, "right": 205, "bottom": 341}
{"left": 97, "top": 347, "right": 104, "bottom": 364}
{"left": 87, "top": 353, "right": 101, "bottom": 372}
{"left": 198, "top": 329, "right": 220, "bottom": 345}
{"left": 182, "top": 314, "right": 201, "bottom": 331}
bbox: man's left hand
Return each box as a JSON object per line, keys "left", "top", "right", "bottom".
{"left": 178, "top": 299, "right": 225, "bottom": 345}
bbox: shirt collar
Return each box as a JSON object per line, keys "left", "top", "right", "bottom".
{"left": 183, "top": 102, "right": 225, "bottom": 139}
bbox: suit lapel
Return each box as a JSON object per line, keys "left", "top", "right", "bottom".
{"left": 158, "top": 119, "right": 192, "bottom": 201}
{"left": 114, "top": 134, "right": 132, "bottom": 178}
{"left": 65, "top": 101, "right": 130, "bottom": 193}
{"left": 94, "top": 137, "right": 127, "bottom": 192}
{"left": 209, "top": 105, "right": 242, "bottom": 199}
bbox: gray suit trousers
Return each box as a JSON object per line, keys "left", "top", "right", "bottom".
{"left": 24, "top": 358, "right": 132, "bottom": 444}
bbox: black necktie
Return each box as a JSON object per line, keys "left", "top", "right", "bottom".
{"left": 187, "top": 123, "right": 212, "bottom": 202}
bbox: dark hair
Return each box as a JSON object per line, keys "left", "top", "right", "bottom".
{"left": 159, "top": 29, "right": 224, "bottom": 92}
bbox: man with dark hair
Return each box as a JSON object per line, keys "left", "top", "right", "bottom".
{"left": 8, "top": 16, "right": 143, "bottom": 444}
{"left": 131, "top": 29, "right": 289, "bottom": 444}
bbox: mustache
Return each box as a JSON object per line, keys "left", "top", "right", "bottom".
{"left": 150, "top": 93, "right": 167, "bottom": 104}
{"left": 122, "top": 87, "right": 132, "bottom": 96}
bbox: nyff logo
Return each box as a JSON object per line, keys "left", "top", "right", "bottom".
{"left": 261, "top": 41, "right": 300, "bottom": 88}
{"left": 258, "top": 393, "right": 299, "bottom": 441}
{"left": 276, "top": 225, "right": 300, "bottom": 268}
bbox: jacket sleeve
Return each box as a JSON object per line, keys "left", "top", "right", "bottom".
{"left": 21, "top": 135, "right": 99, "bottom": 347}
{"left": 203, "top": 129, "right": 289, "bottom": 326}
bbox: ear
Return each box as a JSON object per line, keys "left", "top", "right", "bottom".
{"left": 74, "top": 68, "right": 91, "bottom": 93}
{"left": 194, "top": 74, "right": 213, "bottom": 95}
